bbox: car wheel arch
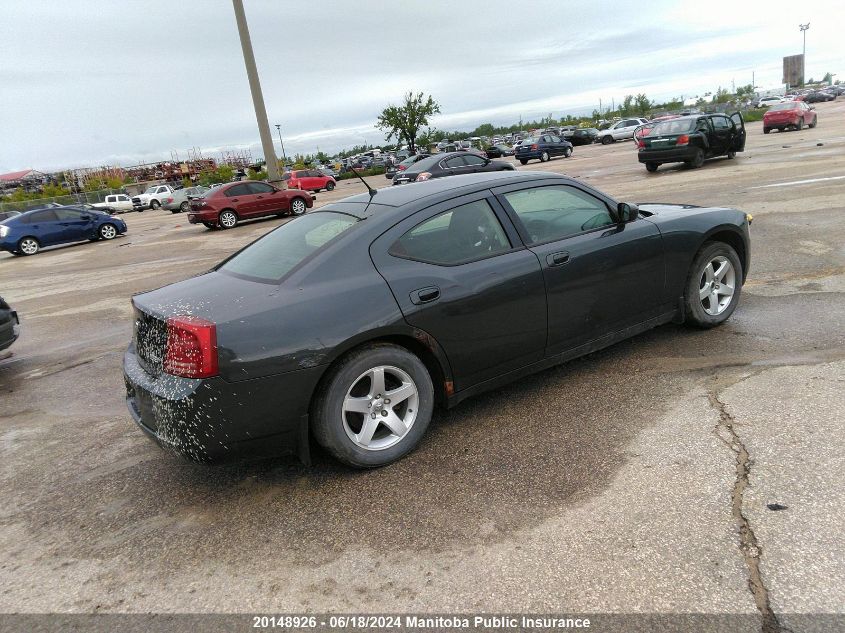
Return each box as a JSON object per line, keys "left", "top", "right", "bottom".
{"left": 699, "top": 227, "right": 748, "bottom": 283}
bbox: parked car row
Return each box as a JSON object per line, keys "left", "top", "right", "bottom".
{"left": 187, "top": 181, "right": 314, "bottom": 229}
{"left": 391, "top": 151, "right": 514, "bottom": 185}
{"left": 0, "top": 206, "right": 127, "bottom": 255}
{"left": 0, "top": 294, "right": 20, "bottom": 354}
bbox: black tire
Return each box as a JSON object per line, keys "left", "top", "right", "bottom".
{"left": 727, "top": 151, "right": 736, "bottom": 159}
{"left": 202, "top": 222, "right": 216, "bottom": 230}
{"left": 795, "top": 118, "right": 803, "bottom": 131}
{"left": 601, "top": 135, "right": 613, "bottom": 145}
{"left": 519, "top": 159, "right": 528, "bottom": 165}
{"left": 98, "top": 223, "right": 118, "bottom": 240}
{"left": 809, "top": 116, "right": 817, "bottom": 128}
{"left": 326, "top": 181, "right": 335, "bottom": 191}
{"left": 150, "top": 200, "right": 161, "bottom": 210}
{"left": 763, "top": 127, "right": 771, "bottom": 134}
{"left": 683, "top": 241, "right": 743, "bottom": 329}
{"left": 645, "top": 162, "right": 658, "bottom": 172}
{"left": 218, "top": 209, "right": 238, "bottom": 229}
{"left": 778, "top": 127, "right": 785, "bottom": 132}
{"left": 17, "top": 237, "right": 40, "bottom": 256}
{"left": 686, "top": 148, "right": 705, "bottom": 169}
{"left": 290, "top": 197, "right": 307, "bottom": 216}
{"left": 540, "top": 151, "right": 550, "bottom": 162}
{"left": 312, "top": 343, "right": 434, "bottom": 468}
{"left": 563, "top": 147, "right": 572, "bottom": 158}
{"left": 179, "top": 201, "right": 189, "bottom": 212}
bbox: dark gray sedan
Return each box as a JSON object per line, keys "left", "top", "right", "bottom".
{"left": 0, "top": 295, "right": 20, "bottom": 353}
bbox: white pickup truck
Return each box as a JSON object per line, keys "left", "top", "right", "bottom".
{"left": 93, "top": 193, "right": 134, "bottom": 213}
{"left": 131, "top": 184, "right": 177, "bottom": 210}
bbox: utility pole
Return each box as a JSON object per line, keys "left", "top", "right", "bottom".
{"left": 275, "top": 124, "right": 287, "bottom": 167}
{"left": 799, "top": 23, "right": 810, "bottom": 85}
{"left": 232, "top": 0, "right": 283, "bottom": 186}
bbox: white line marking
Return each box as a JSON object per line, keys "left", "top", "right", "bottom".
{"left": 750, "top": 175, "right": 845, "bottom": 189}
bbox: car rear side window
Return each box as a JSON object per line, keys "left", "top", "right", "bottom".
{"left": 225, "top": 184, "right": 250, "bottom": 197}
{"left": 28, "top": 210, "right": 59, "bottom": 222}
{"left": 219, "top": 212, "right": 357, "bottom": 282}
{"left": 390, "top": 199, "right": 510, "bottom": 266}
{"left": 502, "top": 185, "right": 614, "bottom": 244}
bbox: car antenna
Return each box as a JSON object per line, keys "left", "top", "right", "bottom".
{"left": 348, "top": 165, "right": 377, "bottom": 213}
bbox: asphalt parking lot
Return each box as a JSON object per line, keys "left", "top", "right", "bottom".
{"left": 1, "top": 102, "right": 844, "bottom": 625}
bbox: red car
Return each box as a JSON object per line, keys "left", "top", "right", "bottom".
{"left": 187, "top": 181, "right": 313, "bottom": 229}
{"left": 284, "top": 169, "right": 336, "bottom": 192}
{"left": 763, "top": 101, "right": 817, "bottom": 134}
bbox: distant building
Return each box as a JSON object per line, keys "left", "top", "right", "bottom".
{"left": 0, "top": 169, "right": 48, "bottom": 192}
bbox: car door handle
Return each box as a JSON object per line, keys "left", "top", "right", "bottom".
{"left": 257, "top": 195, "right": 264, "bottom": 199}
{"left": 547, "top": 251, "right": 570, "bottom": 266}
{"left": 232, "top": 198, "right": 239, "bottom": 202}
{"left": 410, "top": 286, "right": 440, "bottom": 305}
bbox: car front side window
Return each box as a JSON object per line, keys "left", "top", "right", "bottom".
{"left": 502, "top": 185, "right": 614, "bottom": 244}
{"left": 390, "top": 199, "right": 511, "bottom": 265}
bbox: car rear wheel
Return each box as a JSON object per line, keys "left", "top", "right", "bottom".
{"left": 809, "top": 117, "right": 817, "bottom": 128}
{"left": 763, "top": 127, "right": 771, "bottom": 134}
{"left": 326, "top": 181, "right": 335, "bottom": 191}
{"left": 645, "top": 162, "right": 658, "bottom": 172}
{"left": 98, "top": 223, "right": 117, "bottom": 240}
{"left": 684, "top": 242, "right": 742, "bottom": 328}
{"left": 219, "top": 210, "right": 238, "bottom": 229}
{"left": 179, "top": 201, "right": 189, "bottom": 212}
{"left": 18, "top": 237, "right": 40, "bottom": 256}
{"left": 150, "top": 200, "right": 161, "bottom": 210}
{"left": 601, "top": 136, "right": 613, "bottom": 145}
{"left": 686, "top": 148, "right": 705, "bottom": 169}
{"left": 290, "top": 197, "right": 307, "bottom": 216}
{"left": 540, "top": 151, "right": 550, "bottom": 162}
{"left": 519, "top": 159, "right": 528, "bottom": 165}
{"left": 727, "top": 151, "right": 736, "bottom": 159}
{"left": 312, "top": 343, "right": 434, "bottom": 468}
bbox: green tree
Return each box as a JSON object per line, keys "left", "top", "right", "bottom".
{"left": 105, "top": 176, "right": 124, "bottom": 190}
{"left": 634, "top": 93, "right": 652, "bottom": 115}
{"left": 822, "top": 72, "right": 833, "bottom": 84}
{"left": 376, "top": 91, "right": 441, "bottom": 154}
{"left": 247, "top": 168, "right": 268, "bottom": 180}
{"left": 620, "top": 95, "right": 634, "bottom": 116}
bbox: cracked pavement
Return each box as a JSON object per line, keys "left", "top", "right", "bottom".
{"left": 1, "top": 100, "right": 844, "bottom": 628}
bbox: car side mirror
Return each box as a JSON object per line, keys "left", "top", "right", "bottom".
{"left": 80, "top": 214, "right": 91, "bottom": 220}
{"left": 616, "top": 202, "right": 639, "bottom": 223}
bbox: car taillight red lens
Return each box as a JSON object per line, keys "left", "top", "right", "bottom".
{"left": 163, "top": 315, "right": 218, "bottom": 378}
{"left": 637, "top": 139, "right": 646, "bottom": 149}
{"left": 398, "top": 165, "right": 406, "bottom": 170}
{"left": 166, "top": 197, "right": 173, "bottom": 203}
{"left": 531, "top": 144, "right": 538, "bottom": 150}
{"left": 676, "top": 134, "right": 690, "bottom": 146}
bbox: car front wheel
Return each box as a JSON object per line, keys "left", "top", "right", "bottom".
{"left": 18, "top": 237, "right": 40, "bottom": 256}
{"left": 150, "top": 200, "right": 161, "bottom": 210}
{"left": 312, "top": 343, "right": 434, "bottom": 468}
{"left": 290, "top": 197, "right": 307, "bottom": 216}
{"left": 684, "top": 242, "right": 743, "bottom": 328}
{"left": 98, "top": 223, "right": 118, "bottom": 240}
{"left": 563, "top": 147, "right": 572, "bottom": 158}
{"left": 601, "top": 136, "right": 613, "bottom": 145}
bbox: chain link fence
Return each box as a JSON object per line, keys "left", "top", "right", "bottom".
{"left": 0, "top": 188, "right": 124, "bottom": 213}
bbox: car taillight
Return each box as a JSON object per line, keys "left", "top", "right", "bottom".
{"left": 531, "top": 143, "right": 538, "bottom": 150}
{"left": 398, "top": 165, "right": 406, "bottom": 171}
{"left": 676, "top": 134, "right": 690, "bottom": 146}
{"left": 415, "top": 172, "right": 432, "bottom": 182}
{"left": 637, "top": 139, "right": 646, "bottom": 149}
{"left": 163, "top": 315, "right": 218, "bottom": 379}
{"left": 166, "top": 197, "right": 173, "bottom": 203}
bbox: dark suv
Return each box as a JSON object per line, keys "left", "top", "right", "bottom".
{"left": 637, "top": 112, "right": 746, "bottom": 172}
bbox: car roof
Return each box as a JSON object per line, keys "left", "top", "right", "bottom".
{"left": 337, "top": 171, "right": 571, "bottom": 213}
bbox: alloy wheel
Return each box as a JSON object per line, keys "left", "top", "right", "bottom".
{"left": 699, "top": 255, "right": 736, "bottom": 315}
{"left": 219, "top": 211, "right": 237, "bottom": 228}
{"left": 341, "top": 365, "right": 419, "bottom": 451}
{"left": 291, "top": 198, "right": 306, "bottom": 215}
{"left": 19, "top": 238, "right": 39, "bottom": 255}
{"left": 99, "top": 224, "right": 117, "bottom": 239}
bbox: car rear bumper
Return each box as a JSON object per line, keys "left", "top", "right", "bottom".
{"left": 123, "top": 345, "right": 322, "bottom": 462}
{"left": 763, "top": 116, "right": 799, "bottom": 127}
{"left": 515, "top": 151, "right": 542, "bottom": 161}
{"left": 638, "top": 147, "right": 697, "bottom": 164}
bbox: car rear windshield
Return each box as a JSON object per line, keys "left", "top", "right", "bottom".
{"left": 768, "top": 103, "right": 797, "bottom": 111}
{"left": 649, "top": 119, "right": 696, "bottom": 135}
{"left": 219, "top": 211, "right": 357, "bottom": 282}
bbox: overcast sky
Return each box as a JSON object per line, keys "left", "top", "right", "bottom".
{"left": 1, "top": 0, "right": 842, "bottom": 173}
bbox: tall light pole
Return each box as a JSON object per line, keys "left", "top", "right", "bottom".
{"left": 232, "top": 0, "right": 282, "bottom": 186}
{"left": 799, "top": 23, "right": 810, "bottom": 85}
{"left": 275, "top": 124, "right": 287, "bottom": 167}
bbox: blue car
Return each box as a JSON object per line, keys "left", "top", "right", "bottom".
{"left": 0, "top": 206, "right": 127, "bottom": 256}
{"left": 514, "top": 133, "right": 573, "bottom": 165}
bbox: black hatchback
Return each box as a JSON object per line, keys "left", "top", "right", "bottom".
{"left": 637, "top": 112, "right": 746, "bottom": 172}
{"left": 392, "top": 151, "right": 513, "bottom": 185}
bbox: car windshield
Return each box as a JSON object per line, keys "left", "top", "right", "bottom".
{"left": 219, "top": 211, "right": 358, "bottom": 282}
{"left": 143, "top": 187, "right": 158, "bottom": 195}
{"left": 769, "top": 103, "right": 797, "bottom": 111}
{"left": 523, "top": 137, "right": 538, "bottom": 144}
{"left": 400, "top": 155, "right": 422, "bottom": 167}
{"left": 649, "top": 119, "right": 696, "bottom": 135}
